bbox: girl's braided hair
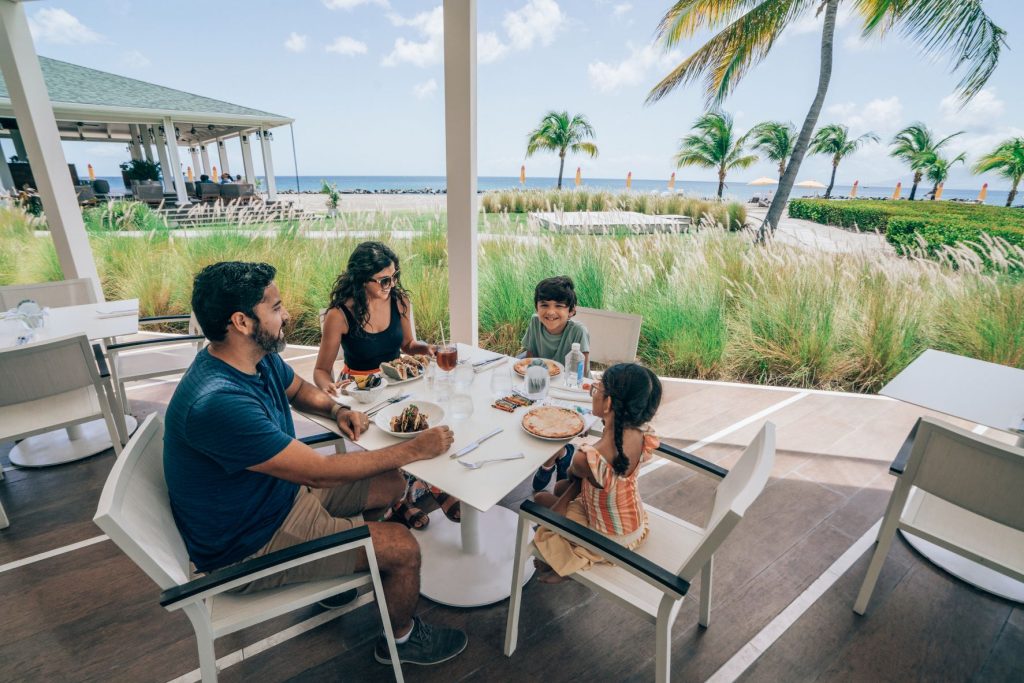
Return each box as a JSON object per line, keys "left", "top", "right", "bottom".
{"left": 601, "top": 363, "right": 662, "bottom": 475}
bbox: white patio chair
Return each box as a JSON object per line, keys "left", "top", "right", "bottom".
{"left": 94, "top": 413, "right": 403, "bottom": 682}
{"left": 505, "top": 422, "right": 776, "bottom": 683}
{"left": 573, "top": 306, "right": 642, "bottom": 368}
{"left": 853, "top": 417, "right": 1024, "bottom": 615}
{"left": 0, "top": 334, "right": 123, "bottom": 524}
{"left": 0, "top": 278, "right": 97, "bottom": 309}
{"left": 104, "top": 313, "right": 205, "bottom": 434}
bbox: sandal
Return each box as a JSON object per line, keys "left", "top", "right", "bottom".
{"left": 431, "top": 489, "right": 461, "bottom": 523}
{"left": 392, "top": 502, "right": 430, "bottom": 530}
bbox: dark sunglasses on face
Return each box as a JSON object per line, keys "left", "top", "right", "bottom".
{"left": 368, "top": 271, "right": 400, "bottom": 289}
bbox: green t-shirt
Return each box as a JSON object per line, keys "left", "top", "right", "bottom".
{"left": 521, "top": 315, "right": 590, "bottom": 367}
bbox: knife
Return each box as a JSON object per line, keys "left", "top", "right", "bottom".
{"left": 451, "top": 427, "right": 504, "bottom": 458}
{"left": 472, "top": 355, "right": 504, "bottom": 368}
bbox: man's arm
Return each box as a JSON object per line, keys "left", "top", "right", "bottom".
{"left": 285, "top": 373, "right": 367, "bottom": 439}
{"left": 250, "top": 425, "right": 454, "bottom": 488}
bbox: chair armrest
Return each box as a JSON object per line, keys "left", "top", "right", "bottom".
{"left": 139, "top": 315, "right": 191, "bottom": 324}
{"left": 519, "top": 500, "right": 690, "bottom": 599}
{"left": 300, "top": 431, "right": 345, "bottom": 448}
{"left": 656, "top": 443, "right": 728, "bottom": 479}
{"left": 107, "top": 334, "right": 205, "bottom": 351}
{"left": 890, "top": 418, "right": 920, "bottom": 476}
{"left": 159, "top": 525, "right": 371, "bottom": 609}
{"left": 92, "top": 343, "right": 110, "bottom": 378}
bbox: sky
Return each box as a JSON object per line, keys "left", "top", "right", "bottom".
{"left": 22, "top": 0, "right": 1024, "bottom": 190}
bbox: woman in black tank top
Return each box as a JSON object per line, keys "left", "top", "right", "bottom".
{"left": 313, "top": 241, "right": 461, "bottom": 528}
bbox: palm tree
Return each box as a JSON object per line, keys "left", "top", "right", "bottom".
{"left": 647, "top": 0, "right": 1005, "bottom": 238}
{"left": 890, "top": 123, "right": 963, "bottom": 201}
{"left": 809, "top": 124, "right": 879, "bottom": 199}
{"left": 750, "top": 121, "right": 796, "bottom": 181}
{"left": 525, "top": 111, "right": 598, "bottom": 189}
{"left": 974, "top": 138, "right": 1024, "bottom": 207}
{"left": 674, "top": 111, "right": 757, "bottom": 198}
{"left": 923, "top": 151, "right": 967, "bottom": 199}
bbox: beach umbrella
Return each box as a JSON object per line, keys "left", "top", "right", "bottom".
{"left": 626, "top": 171, "right": 632, "bottom": 190}
{"left": 668, "top": 172, "right": 676, "bottom": 191}
{"left": 795, "top": 179, "right": 826, "bottom": 189}
{"left": 748, "top": 177, "right": 778, "bottom": 186}
{"left": 978, "top": 183, "right": 988, "bottom": 202}
{"left": 187, "top": 166, "right": 194, "bottom": 183}
{"left": 850, "top": 180, "right": 859, "bottom": 198}
{"left": 519, "top": 165, "right": 525, "bottom": 186}
{"left": 87, "top": 164, "right": 95, "bottom": 181}
{"left": 575, "top": 167, "right": 581, "bottom": 187}
{"left": 891, "top": 182, "right": 902, "bottom": 200}
{"left": 934, "top": 182, "right": 944, "bottom": 200}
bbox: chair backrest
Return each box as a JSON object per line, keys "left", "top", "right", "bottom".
{"left": 903, "top": 417, "right": 1024, "bottom": 531}
{"left": 573, "top": 306, "right": 642, "bottom": 366}
{"left": 0, "top": 278, "right": 97, "bottom": 309}
{"left": 94, "top": 413, "right": 191, "bottom": 590}
{"left": 678, "top": 421, "right": 776, "bottom": 580}
{"left": 0, "top": 334, "right": 101, "bottom": 407}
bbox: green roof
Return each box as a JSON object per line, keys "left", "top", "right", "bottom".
{"left": 0, "top": 56, "right": 288, "bottom": 121}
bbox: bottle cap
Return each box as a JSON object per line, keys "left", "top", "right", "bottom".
{"left": 571, "top": 342, "right": 580, "bottom": 351}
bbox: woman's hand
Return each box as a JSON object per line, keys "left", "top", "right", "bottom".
{"left": 325, "top": 379, "right": 347, "bottom": 396}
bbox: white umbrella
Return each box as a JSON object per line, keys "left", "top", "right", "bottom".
{"left": 795, "top": 179, "right": 827, "bottom": 189}
{"left": 748, "top": 177, "right": 778, "bottom": 186}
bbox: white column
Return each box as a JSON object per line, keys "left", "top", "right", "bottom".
{"left": 163, "top": 117, "right": 189, "bottom": 206}
{"left": 443, "top": 0, "right": 478, "bottom": 346}
{"left": 258, "top": 128, "right": 276, "bottom": 200}
{"left": 240, "top": 133, "right": 255, "bottom": 183}
{"left": 189, "top": 146, "right": 201, "bottom": 178}
{"left": 128, "top": 124, "right": 142, "bottom": 161}
{"left": 154, "top": 125, "right": 173, "bottom": 193}
{"left": 199, "top": 144, "right": 211, "bottom": 177}
{"left": 216, "top": 138, "right": 230, "bottom": 175}
{"left": 0, "top": 139, "right": 14, "bottom": 191}
{"left": 0, "top": 1, "right": 102, "bottom": 300}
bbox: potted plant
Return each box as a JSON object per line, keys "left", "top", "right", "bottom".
{"left": 321, "top": 179, "right": 341, "bottom": 216}
{"left": 119, "top": 159, "right": 161, "bottom": 191}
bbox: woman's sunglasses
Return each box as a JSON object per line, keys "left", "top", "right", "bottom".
{"left": 368, "top": 271, "right": 400, "bottom": 289}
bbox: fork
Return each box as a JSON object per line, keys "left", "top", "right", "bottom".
{"left": 365, "top": 393, "right": 411, "bottom": 418}
{"left": 458, "top": 453, "right": 525, "bottom": 469}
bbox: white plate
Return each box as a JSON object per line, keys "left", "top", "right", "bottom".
{"left": 342, "top": 376, "right": 390, "bottom": 403}
{"left": 373, "top": 400, "right": 445, "bottom": 438}
{"left": 512, "top": 358, "right": 565, "bottom": 378}
{"left": 379, "top": 372, "right": 424, "bottom": 386}
{"left": 520, "top": 406, "right": 586, "bottom": 441}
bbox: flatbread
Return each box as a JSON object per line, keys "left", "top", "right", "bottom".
{"left": 514, "top": 358, "right": 562, "bottom": 377}
{"left": 522, "top": 406, "right": 585, "bottom": 439}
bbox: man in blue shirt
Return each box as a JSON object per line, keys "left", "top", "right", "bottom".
{"left": 164, "top": 261, "right": 466, "bottom": 667}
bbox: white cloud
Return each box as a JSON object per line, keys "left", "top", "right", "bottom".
{"left": 478, "top": 31, "right": 509, "bottom": 64}
{"left": 940, "top": 87, "right": 1005, "bottom": 129}
{"left": 588, "top": 43, "right": 682, "bottom": 93}
{"left": 284, "top": 32, "right": 308, "bottom": 53}
{"left": 826, "top": 96, "right": 904, "bottom": 134}
{"left": 383, "top": 6, "right": 444, "bottom": 67}
{"left": 613, "top": 3, "right": 633, "bottom": 17}
{"left": 788, "top": 4, "right": 854, "bottom": 36}
{"left": 28, "top": 8, "right": 102, "bottom": 44}
{"left": 503, "top": 0, "right": 563, "bottom": 50}
{"left": 325, "top": 36, "right": 368, "bottom": 56}
{"left": 323, "top": 0, "right": 389, "bottom": 9}
{"left": 119, "top": 50, "right": 151, "bottom": 70}
{"left": 413, "top": 78, "right": 438, "bottom": 99}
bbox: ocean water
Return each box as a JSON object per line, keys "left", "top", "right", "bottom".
{"left": 96, "top": 175, "right": 1015, "bottom": 208}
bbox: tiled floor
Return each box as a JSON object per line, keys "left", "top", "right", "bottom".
{"left": 1, "top": 341, "right": 1021, "bottom": 682}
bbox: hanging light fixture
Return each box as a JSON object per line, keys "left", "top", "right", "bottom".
{"left": 174, "top": 127, "right": 181, "bottom": 140}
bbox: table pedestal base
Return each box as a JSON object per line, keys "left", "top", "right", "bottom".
{"left": 415, "top": 504, "right": 535, "bottom": 607}
{"left": 901, "top": 531, "right": 1024, "bottom": 603}
{"left": 10, "top": 416, "right": 137, "bottom": 467}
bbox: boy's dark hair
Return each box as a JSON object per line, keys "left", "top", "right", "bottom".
{"left": 601, "top": 363, "right": 662, "bottom": 475}
{"left": 534, "top": 276, "right": 577, "bottom": 312}
{"left": 191, "top": 261, "right": 276, "bottom": 342}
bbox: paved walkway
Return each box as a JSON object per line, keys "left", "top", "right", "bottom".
{"left": 746, "top": 206, "right": 894, "bottom": 255}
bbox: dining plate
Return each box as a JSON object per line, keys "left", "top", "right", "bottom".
{"left": 513, "top": 358, "right": 564, "bottom": 378}
{"left": 521, "top": 405, "right": 586, "bottom": 441}
{"left": 373, "top": 400, "right": 445, "bottom": 438}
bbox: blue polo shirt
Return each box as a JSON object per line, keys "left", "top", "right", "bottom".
{"left": 164, "top": 348, "right": 298, "bottom": 572}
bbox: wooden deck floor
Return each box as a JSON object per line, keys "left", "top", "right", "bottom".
{"left": 1, "top": 343, "right": 1021, "bottom": 682}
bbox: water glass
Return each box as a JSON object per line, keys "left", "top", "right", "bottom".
{"left": 489, "top": 366, "right": 513, "bottom": 397}
{"left": 453, "top": 363, "right": 475, "bottom": 391}
{"left": 451, "top": 392, "right": 474, "bottom": 420}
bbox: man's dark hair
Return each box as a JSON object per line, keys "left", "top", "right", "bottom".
{"left": 534, "top": 275, "right": 577, "bottom": 312}
{"left": 191, "top": 262, "right": 277, "bottom": 342}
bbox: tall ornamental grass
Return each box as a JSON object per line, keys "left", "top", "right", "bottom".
{"left": 3, "top": 206, "right": 1021, "bottom": 392}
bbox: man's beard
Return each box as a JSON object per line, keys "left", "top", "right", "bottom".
{"left": 251, "top": 318, "right": 287, "bottom": 354}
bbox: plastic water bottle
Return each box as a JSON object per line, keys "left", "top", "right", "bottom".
{"left": 564, "top": 343, "right": 584, "bottom": 389}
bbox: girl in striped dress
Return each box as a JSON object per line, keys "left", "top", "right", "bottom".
{"left": 533, "top": 363, "right": 662, "bottom": 583}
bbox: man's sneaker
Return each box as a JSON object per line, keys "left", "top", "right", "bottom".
{"left": 317, "top": 588, "right": 359, "bottom": 609}
{"left": 373, "top": 615, "right": 468, "bottom": 666}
